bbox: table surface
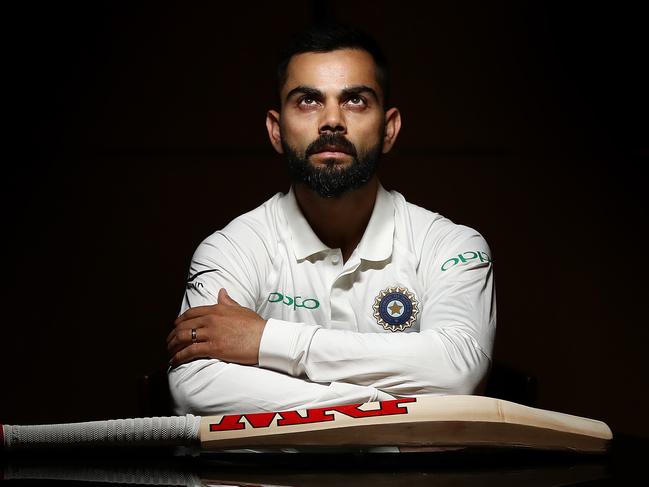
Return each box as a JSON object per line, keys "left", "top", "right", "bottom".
{"left": 1, "top": 434, "right": 646, "bottom": 486}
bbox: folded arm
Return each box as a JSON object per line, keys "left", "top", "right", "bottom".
{"left": 168, "top": 226, "right": 495, "bottom": 413}
{"left": 258, "top": 238, "right": 495, "bottom": 396}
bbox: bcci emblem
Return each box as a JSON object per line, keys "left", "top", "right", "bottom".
{"left": 372, "top": 286, "right": 420, "bottom": 332}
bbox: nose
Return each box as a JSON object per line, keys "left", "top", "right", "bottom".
{"left": 318, "top": 103, "right": 346, "bottom": 135}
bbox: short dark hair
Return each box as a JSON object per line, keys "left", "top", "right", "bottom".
{"left": 276, "top": 24, "right": 390, "bottom": 107}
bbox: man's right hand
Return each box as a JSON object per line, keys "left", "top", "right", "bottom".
{"left": 167, "top": 288, "right": 267, "bottom": 368}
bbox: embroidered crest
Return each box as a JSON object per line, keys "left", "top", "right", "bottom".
{"left": 372, "top": 286, "right": 420, "bottom": 332}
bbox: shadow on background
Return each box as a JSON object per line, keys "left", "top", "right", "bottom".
{"left": 3, "top": 1, "right": 647, "bottom": 440}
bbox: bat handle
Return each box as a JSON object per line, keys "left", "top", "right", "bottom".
{"left": 2, "top": 415, "right": 201, "bottom": 450}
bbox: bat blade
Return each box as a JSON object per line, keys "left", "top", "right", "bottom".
{"left": 199, "top": 395, "right": 612, "bottom": 453}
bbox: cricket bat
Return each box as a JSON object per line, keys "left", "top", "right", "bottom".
{"left": 1, "top": 395, "right": 612, "bottom": 453}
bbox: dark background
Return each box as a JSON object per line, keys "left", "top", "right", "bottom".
{"left": 3, "top": 2, "right": 647, "bottom": 438}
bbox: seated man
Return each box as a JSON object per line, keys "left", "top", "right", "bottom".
{"left": 166, "top": 25, "right": 496, "bottom": 416}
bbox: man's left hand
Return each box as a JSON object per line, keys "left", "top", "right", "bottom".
{"left": 167, "top": 288, "right": 267, "bottom": 367}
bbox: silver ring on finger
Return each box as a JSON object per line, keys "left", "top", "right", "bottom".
{"left": 191, "top": 328, "right": 197, "bottom": 343}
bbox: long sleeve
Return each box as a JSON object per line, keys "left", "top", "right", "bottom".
{"left": 169, "top": 359, "right": 394, "bottom": 415}
{"left": 169, "top": 220, "right": 394, "bottom": 415}
{"left": 258, "top": 230, "right": 496, "bottom": 397}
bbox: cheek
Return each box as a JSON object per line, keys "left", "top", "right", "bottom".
{"left": 352, "top": 120, "right": 384, "bottom": 151}
{"left": 281, "top": 118, "right": 317, "bottom": 151}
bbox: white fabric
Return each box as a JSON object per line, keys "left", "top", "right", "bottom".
{"left": 169, "top": 185, "right": 496, "bottom": 415}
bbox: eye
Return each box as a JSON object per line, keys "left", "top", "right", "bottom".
{"left": 298, "top": 96, "right": 318, "bottom": 107}
{"left": 346, "top": 96, "right": 367, "bottom": 107}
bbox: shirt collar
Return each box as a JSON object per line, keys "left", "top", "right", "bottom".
{"left": 356, "top": 184, "right": 395, "bottom": 262}
{"left": 281, "top": 184, "right": 395, "bottom": 262}
{"left": 282, "top": 187, "right": 329, "bottom": 260}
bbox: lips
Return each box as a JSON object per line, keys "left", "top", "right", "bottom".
{"left": 314, "top": 144, "right": 351, "bottom": 155}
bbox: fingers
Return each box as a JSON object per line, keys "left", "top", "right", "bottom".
{"left": 218, "top": 288, "right": 240, "bottom": 306}
{"left": 174, "top": 289, "right": 239, "bottom": 325}
{"left": 169, "top": 342, "right": 211, "bottom": 368}
{"left": 167, "top": 319, "right": 209, "bottom": 359}
{"left": 168, "top": 303, "right": 224, "bottom": 362}
{"left": 167, "top": 289, "right": 250, "bottom": 367}
{"left": 167, "top": 317, "right": 204, "bottom": 344}
{"left": 175, "top": 304, "right": 218, "bottom": 326}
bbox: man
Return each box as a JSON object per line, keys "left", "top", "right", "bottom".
{"left": 166, "top": 25, "right": 496, "bottom": 415}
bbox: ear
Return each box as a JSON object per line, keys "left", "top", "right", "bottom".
{"left": 265, "top": 109, "right": 284, "bottom": 154}
{"left": 381, "top": 107, "right": 402, "bottom": 154}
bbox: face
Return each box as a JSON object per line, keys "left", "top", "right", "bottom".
{"left": 266, "top": 49, "right": 401, "bottom": 197}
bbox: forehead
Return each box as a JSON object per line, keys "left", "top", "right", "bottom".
{"left": 282, "top": 49, "right": 380, "bottom": 97}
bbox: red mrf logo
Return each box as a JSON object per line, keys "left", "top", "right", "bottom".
{"left": 209, "top": 398, "right": 417, "bottom": 432}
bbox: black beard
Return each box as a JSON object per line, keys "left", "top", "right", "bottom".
{"left": 282, "top": 133, "right": 383, "bottom": 198}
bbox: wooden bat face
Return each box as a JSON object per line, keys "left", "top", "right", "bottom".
{"left": 200, "top": 396, "right": 612, "bottom": 452}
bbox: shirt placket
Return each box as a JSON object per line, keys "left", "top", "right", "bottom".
{"left": 328, "top": 250, "right": 361, "bottom": 330}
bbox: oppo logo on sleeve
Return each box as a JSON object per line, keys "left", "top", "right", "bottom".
{"left": 441, "top": 251, "right": 492, "bottom": 271}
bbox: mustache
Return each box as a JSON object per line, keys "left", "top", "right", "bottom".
{"left": 305, "top": 133, "right": 358, "bottom": 157}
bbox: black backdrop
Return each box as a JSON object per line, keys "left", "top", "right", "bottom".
{"left": 4, "top": 2, "right": 648, "bottom": 437}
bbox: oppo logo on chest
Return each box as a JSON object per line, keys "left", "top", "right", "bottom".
{"left": 268, "top": 292, "right": 320, "bottom": 310}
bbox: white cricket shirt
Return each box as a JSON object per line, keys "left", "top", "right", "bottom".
{"left": 169, "top": 185, "right": 496, "bottom": 415}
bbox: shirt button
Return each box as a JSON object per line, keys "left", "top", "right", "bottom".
{"left": 331, "top": 255, "right": 340, "bottom": 265}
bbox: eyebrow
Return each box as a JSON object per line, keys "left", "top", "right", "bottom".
{"left": 285, "top": 85, "right": 380, "bottom": 103}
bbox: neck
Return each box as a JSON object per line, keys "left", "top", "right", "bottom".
{"left": 294, "top": 176, "right": 379, "bottom": 262}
